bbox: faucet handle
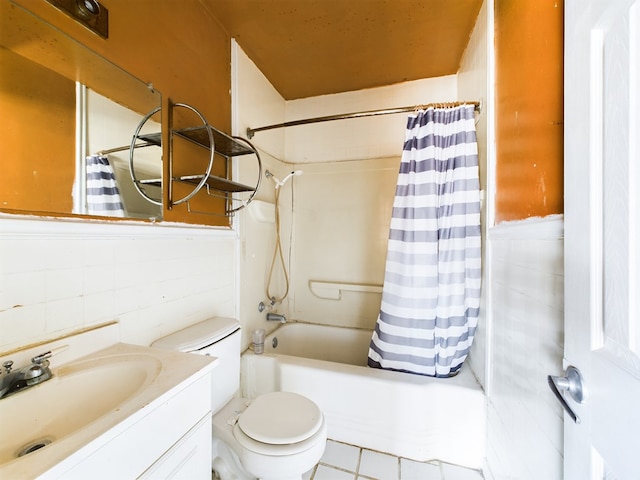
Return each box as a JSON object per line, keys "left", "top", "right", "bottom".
{"left": 3, "top": 360, "right": 13, "bottom": 374}
{"left": 30, "top": 345, "right": 68, "bottom": 365}
{"left": 31, "top": 351, "right": 52, "bottom": 365}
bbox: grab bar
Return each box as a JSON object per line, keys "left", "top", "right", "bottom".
{"left": 309, "top": 280, "right": 382, "bottom": 300}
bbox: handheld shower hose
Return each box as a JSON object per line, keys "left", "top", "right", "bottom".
{"left": 264, "top": 170, "right": 303, "bottom": 303}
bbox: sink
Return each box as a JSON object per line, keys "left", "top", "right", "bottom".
{"left": 0, "top": 352, "right": 161, "bottom": 464}
{"left": 0, "top": 324, "right": 217, "bottom": 479}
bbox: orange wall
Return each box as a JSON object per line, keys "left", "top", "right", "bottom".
{"left": 10, "top": 0, "right": 231, "bottom": 128}
{"left": 10, "top": 0, "right": 232, "bottom": 225}
{"left": 495, "top": 0, "right": 564, "bottom": 222}
{"left": 0, "top": 47, "right": 75, "bottom": 212}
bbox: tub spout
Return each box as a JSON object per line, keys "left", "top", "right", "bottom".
{"left": 266, "top": 313, "right": 286, "bottom": 323}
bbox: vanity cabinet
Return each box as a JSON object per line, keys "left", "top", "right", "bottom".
{"left": 139, "top": 414, "right": 212, "bottom": 479}
{"left": 42, "top": 366, "right": 213, "bottom": 479}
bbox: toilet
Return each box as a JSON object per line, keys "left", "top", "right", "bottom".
{"left": 152, "top": 317, "right": 327, "bottom": 480}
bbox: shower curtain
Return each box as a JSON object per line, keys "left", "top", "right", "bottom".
{"left": 368, "top": 105, "right": 481, "bottom": 378}
{"left": 86, "top": 154, "right": 126, "bottom": 217}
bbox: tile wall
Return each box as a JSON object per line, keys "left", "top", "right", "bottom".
{"left": 0, "top": 216, "right": 237, "bottom": 353}
{"left": 485, "top": 217, "right": 565, "bottom": 479}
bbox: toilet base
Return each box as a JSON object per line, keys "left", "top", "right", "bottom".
{"left": 212, "top": 442, "right": 315, "bottom": 480}
{"left": 212, "top": 436, "right": 254, "bottom": 480}
{"left": 212, "top": 397, "right": 326, "bottom": 480}
{"left": 212, "top": 432, "right": 317, "bottom": 480}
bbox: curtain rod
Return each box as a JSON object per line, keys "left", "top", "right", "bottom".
{"left": 246, "top": 101, "right": 481, "bottom": 138}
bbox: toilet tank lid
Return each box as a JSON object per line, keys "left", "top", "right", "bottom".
{"left": 151, "top": 317, "right": 240, "bottom": 352}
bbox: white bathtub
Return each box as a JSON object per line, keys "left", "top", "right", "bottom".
{"left": 241, "top": 322, "right": 486, "bottom": 469}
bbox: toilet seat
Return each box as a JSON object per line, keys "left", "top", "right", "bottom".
{"left": 238, "top": 392, "right": 323, "bottom": 444}
{"left": 233, "top": 416, "right": 326, "bottom": 457}
{"left": 231, "top": 392, "right": 325, "bottom": 456}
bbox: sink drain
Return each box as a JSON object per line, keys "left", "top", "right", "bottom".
{"left": 17, "top": 438, "right": 52, "bottom": 457}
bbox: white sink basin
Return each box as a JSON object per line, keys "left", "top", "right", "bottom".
{"left": 0, "top": 341, "right": 216, "bottom": 479}
{"left": 0, "top": 353, "right": 161, "bottom": 464}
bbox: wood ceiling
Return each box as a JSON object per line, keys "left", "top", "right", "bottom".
{"left": 202, "top": 0, "right": 484, "bottom": 100}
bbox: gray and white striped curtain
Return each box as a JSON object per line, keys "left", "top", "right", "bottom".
{"left": 368, "top": 105, "right": 481, "bottom": 378}
{"left": 86, "top": 155, "right": 126, "bottom": 217}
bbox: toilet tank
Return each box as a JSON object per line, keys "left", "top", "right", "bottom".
{"left": 152, "top": 317, "right": 241, "bottom": 413}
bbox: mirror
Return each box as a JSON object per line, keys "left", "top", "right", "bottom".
{"left": 0, "top": 2, "right": 162, "bottom": 220}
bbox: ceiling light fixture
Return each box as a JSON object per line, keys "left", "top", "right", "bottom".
{"left": 76, "top": 0, "right": 100, "bottom": 17}
{"left": 45, "top": 0, "right": 109, "bottom": 39}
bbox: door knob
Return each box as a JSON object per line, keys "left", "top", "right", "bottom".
{"left": 547, "top": 365, "right": 586, "bottom": 424}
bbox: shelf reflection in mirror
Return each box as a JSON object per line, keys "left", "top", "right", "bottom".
{"left": 82, "top": 89, "right": 162, "bottom": 219}
{"left": 0, "top": 2, "right": 162, "bottom": 220}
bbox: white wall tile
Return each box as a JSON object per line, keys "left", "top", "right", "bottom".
{"left": 485, "top": 217, "right": 564, "bottom": 480}
{"left": 0, "top": 303, "right": 46, "bottom": 347}
{"left": 1, "top": 270, "right": 46, "bottom": 310}
{"left": 0, "top": 218, "right": 237, "bottom": 353}
{"left": 45, "top": 296, "right": 84, "bottom": 334}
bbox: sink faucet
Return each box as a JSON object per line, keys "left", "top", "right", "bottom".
{"left": 0, "top": 351, "right": 53, "bottom": 400}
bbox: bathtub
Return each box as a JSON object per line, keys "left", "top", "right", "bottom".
{"left": 241, "top": 322, "right": 486, "bottom": 470}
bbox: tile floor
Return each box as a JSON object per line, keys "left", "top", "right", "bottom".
{"left": 303, "top": 440, "right": 484, "bottom": 480}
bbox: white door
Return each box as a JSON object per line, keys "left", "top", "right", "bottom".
{"left": 564, "top": 0, "right": 640, "bottom": 479}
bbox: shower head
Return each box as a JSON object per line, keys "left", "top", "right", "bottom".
{"left": 265, "top": 169, "right": 303, "bottom": 189}
{"left": 279, "top": 170, "right": 303, "bottom": 187}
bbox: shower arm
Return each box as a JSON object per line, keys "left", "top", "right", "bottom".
{"left": 265, "top": 169, "right": 303, "bottom": 189}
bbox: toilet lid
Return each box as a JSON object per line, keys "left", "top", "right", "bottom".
{"left": 238, "top": 392, "right": 323, "bottom": 445}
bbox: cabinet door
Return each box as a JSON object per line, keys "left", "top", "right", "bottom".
{"left": 139, "top": 414, "right": 212, "bottom": 479}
